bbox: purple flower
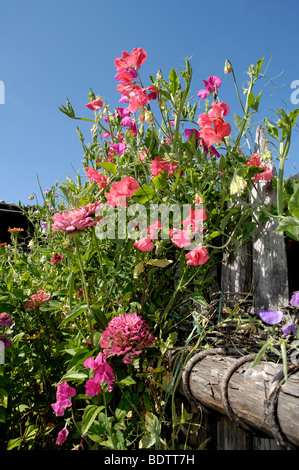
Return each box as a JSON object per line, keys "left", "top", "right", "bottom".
{"left": 0, "top": 313, "right": 13, "bottom": 327}
{"left": 290, "top": 292, "right": 299, "bottom": 308}
{"left": 0, "top": 334, "right": 11, "bottom": 348}
{"left": 259, "top": 309, "right": 284, "bottom": 325}
{"left": 282, "top": 322, "right": 297, "bottom": 336}
{"left": 198, "top": 76, "right": 222, "bottom": 99}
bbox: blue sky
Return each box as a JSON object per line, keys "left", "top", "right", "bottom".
{"left": 1, "top": 0, "right": 299, "bottom": 206}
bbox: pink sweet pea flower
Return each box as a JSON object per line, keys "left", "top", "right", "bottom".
{"left": 84, "top": 352, "right": 115, "bottom": 393}
{"left": 150, "top": 157, "right": 178, "bottom": 178}
{"left": 51, "top": 381, "right": 76, "bottom": 417}
{"left": 134, "top": 237, "right": 155, "bottom": 251}
{"left": 105, "top": 176, "right": 139, "bottom": 208}
{"left": 85, "top": 98, "right": 103, "bottom": 111}
{"left": 110, "top": 142, "right": 127, "bottom": 155}
{"left": 56, "top": 428, "right": 69, "bottom": 446}
{"left": 182, "top": 208, "right": 207, "bottom": 233}
{"left": 85, "top": 167, "right": 109, "bottom": 188}
{"left": 246, "top": 153, "right": 273, "bottom": 182}
{"left": 85, "top": 378, "right": 101, "bottom": 397}
{"left": 146, "top": 220, "right": 162, "bottom": 239}
{"left": 169, "top": 228, "right": 192, "bottom": 248}
{"left": 185, "top": 246, "right": 209, "bottom": 266}
{"left": 114, "top": 48, "right": 147, "bottom": 72}
{"left": 198, "top": 76, "right": 222, "bottom": 99}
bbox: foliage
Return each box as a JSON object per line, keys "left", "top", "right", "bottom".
{"left": 0, "top": 48, "right": 298, "bottom": 450}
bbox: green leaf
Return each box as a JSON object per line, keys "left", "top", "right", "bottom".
{"left": 59, "top": 303, "right": 88, "bottom": 327}
{"left": 288, "top": 185, "right": 299, "bottom": 218}
{"left": 90, "top": 305, "right": 108, "bottom": 329}
{"left": 168, "top": 67, "right": 178, "bottom": 94}
{"left": 264, "top": 118, "right": 280, "bottom": 141}
{"left": 81, "top": 405, "right": 105, "bottom": 436}
{"left": 7, "top": 437, "right": 23, "bottom": 450}
{"left": 147, "top": 259, "right": 173, "bottom": 268}
{"left": 118, "top": 376, "right": 136, "bottom": 386}
{"left": 98, "top": 162, "right": 117, "bottom": 175}
{"left": 132, "top": 184, "right": 155, "bottom": 203}
{"left": 152, "top": 171, "right": 168, "bottom": 190}
{"left": 59, "top": 97, "right": 75, "bottom": 118}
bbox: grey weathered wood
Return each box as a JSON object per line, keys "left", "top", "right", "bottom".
{"left": 251, "top": 125, "right": 289, "bottom": 310}
{"left": 181, "top": 353, "right": 299, "bottom": 449}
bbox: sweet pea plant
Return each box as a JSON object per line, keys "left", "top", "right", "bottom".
{"left": 0, "top": 48, "right": 298, "bottom": 450}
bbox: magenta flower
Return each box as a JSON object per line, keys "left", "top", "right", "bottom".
{"left": 0, "top": 313, "right": 13, "bottom": 327}
{"left": 56, "top": 428, "right": 69, "bottom": 446}
{"left": 51, "top": 381, "right": 76, "bottom": 417}
{"left": 52, "top": 206, "right": 98, "bottom": 233}
{"left": 100, "top": 313, "right": 155, "bottom": 364}
{"left": 290, "top": 292, "right": 299, "bottom": 308}
{"left": 84, "top": 352, "right": 115, "bottom": 396}
{"left": 198, "top": 76, "right": 222, "bottom": 99}
{"left": 85, "top": 378, "right": 101, "bottom": 397}
{"left": 185, "top": 128, "right": 200, "bottom": 141}
{"left": 24, "top": 290, "right": 51, "bottom": 312}
{"left": 259, "top": 309, "right": 284, "bottom": 325}
{"left": 50, "top": 253, "right": 64, "bottom": 265}
{"left": 110, "top": 142, "right": 127, "bottom": 156}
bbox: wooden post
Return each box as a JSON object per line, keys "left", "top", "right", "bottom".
{"left": 251, "top": 125, "right": 289, "bottom": 310}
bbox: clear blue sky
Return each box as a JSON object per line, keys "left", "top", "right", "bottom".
{"left": 1, "top": 0, "right": 299, "bottom": 206}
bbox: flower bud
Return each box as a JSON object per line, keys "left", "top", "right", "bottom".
{"left": 224, "top": 59, "right": 232, "bottom": 74}
{"left": 230, "top": 174, "right": 247, "bottom": 195}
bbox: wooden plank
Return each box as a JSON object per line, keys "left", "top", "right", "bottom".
{"left": 181, "top": 352, "right": 299, "bottom": 449}
{"left": 250, "top": 125, "right": 289, "bottom": 310}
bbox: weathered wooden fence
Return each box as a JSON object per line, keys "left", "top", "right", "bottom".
{"left": 172, "top": 126, "right": 299, "bottom": 450}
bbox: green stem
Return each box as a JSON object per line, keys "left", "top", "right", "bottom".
{"left": 74, "top": 234, "right": 94, "bottom": 348}
{"left": 277, "top": 136, "right": 290, "bottom": 216}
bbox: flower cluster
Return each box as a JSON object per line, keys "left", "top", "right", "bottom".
{"left": 197, "top": 100, "right": 231, "bottom": 148}
{"left": 99, "top": 313, "right": 155, "bottom": 364}
{"left": 114, "top": 48, "right": 159, "bottom": 112}
{"left": 0, "top": 312, "right": 13, "bottom": 349}
{"left": 24, "top": 290, "right": 51, "bottom": 312}
{"left": 51, "top": 381, "right": 76, "bottom": 417}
